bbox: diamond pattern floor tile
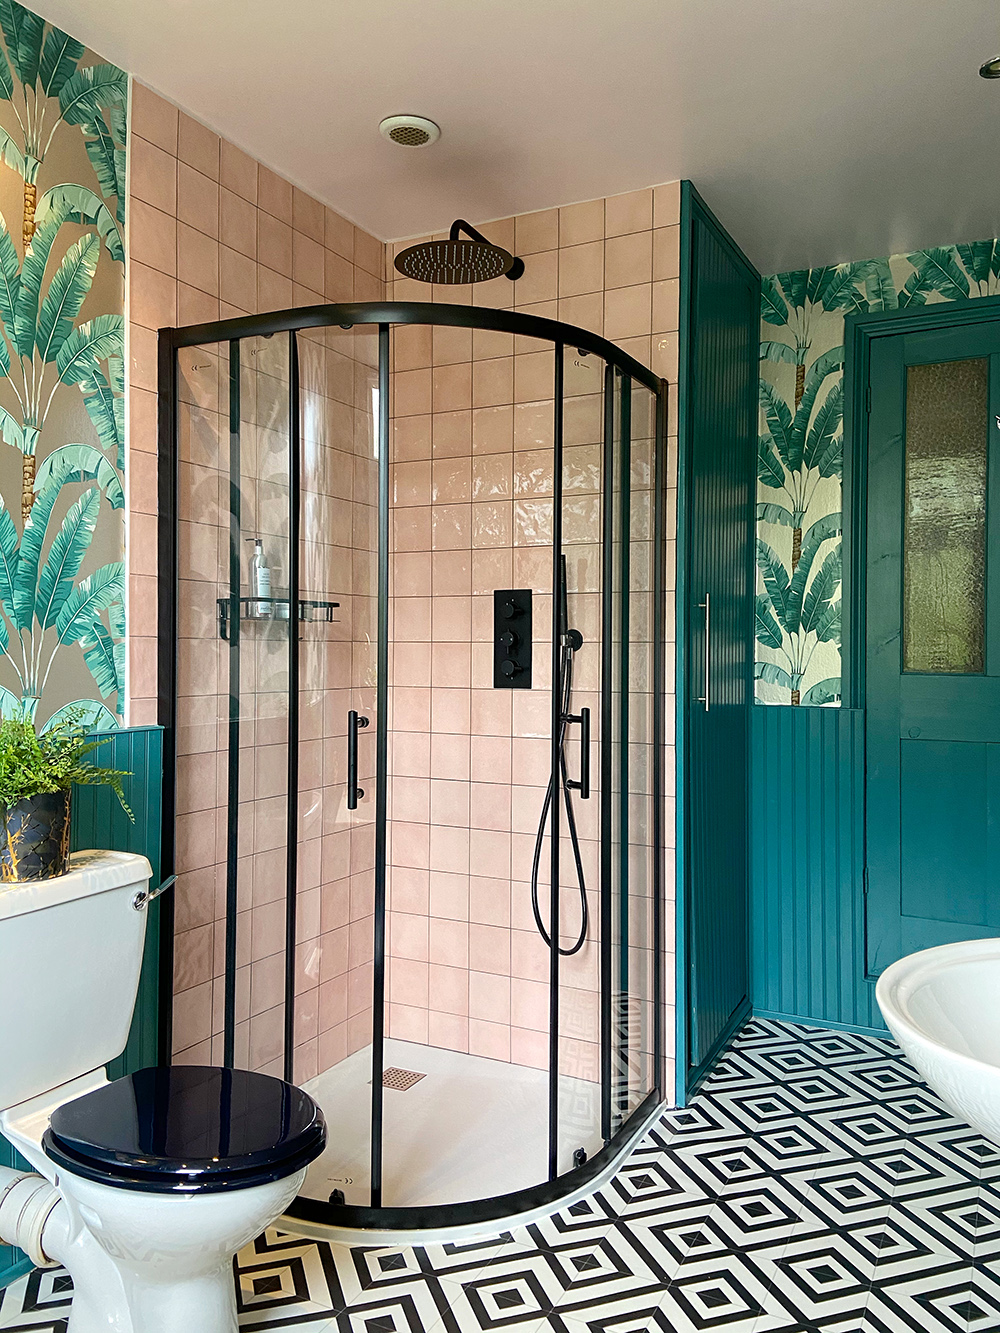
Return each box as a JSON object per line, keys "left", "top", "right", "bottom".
{"left": 2, "top": 1018, "right": 996, "bottom": 1333}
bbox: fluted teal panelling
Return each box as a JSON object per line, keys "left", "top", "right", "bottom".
{"left": 0, "top": 726, "right": 163, "bottom": 1290}
{"left": 750, "top": 706, "right": 885, "bottom": 1034}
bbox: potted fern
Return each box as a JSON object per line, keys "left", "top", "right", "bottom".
{"left": 0, "top": 713, "right": 132, "bottom": 882}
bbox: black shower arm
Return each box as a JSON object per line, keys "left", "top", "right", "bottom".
{"left": 449, "top": 219, "right": 525, "bottom": 280}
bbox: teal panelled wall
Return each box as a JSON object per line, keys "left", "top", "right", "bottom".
{"left": 750, "top": 705, "right": 885, "bottom": 1034}
{"left": 0, "top": 726, "right": 163, "bottom": 1288}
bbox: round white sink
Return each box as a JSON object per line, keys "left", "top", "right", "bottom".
{"left": 876, "top": 938, "right": 1000, "bottom": 1147}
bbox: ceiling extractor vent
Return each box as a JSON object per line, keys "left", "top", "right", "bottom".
{"left": 379, "top": 115, "right": 441, "bottom": 147}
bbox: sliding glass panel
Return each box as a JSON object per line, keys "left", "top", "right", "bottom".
{"left": 607, "top": 371, "right": 630, "bottom": 1135}
{"left": 556, "top": 345, "right": 603, "bottom": 1172}
{"left": 294, "top": 323, "right": 381, "bottom": 1207}
{"left": 233, "top": 333, "right": 291, "bottom": 1077}
{"left": 624, "top": 380, "right": 657, "bottom": 1111}
{"left": 172, "top": 341, "right": 230, "bottom": 1067}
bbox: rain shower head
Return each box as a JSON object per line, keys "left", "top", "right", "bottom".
{"left": 394, "top": 219, "right": 525, "bottom": 285}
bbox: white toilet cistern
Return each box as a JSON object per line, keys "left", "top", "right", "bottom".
{"left": 0, "top": 850, "right": 326, "bottom": 1333}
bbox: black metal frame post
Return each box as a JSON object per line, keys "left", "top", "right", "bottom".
{"left": 547, "top": 345, "right": 565, "bottom": 1182}
{"left": 369, "top": 324, "right": 391, "bottom": 1206}
{"left": 599, "top": 363, "right": 616, "bottom": 1144}
{"left": 616, "top": 379, "right": 632, "bottom": 1123}
{"left": 652, "top": 385, "right": 668, "bottom": 1098}
{"left": 225, "top": 340, "right": 242, "bottom": 1066}
{"left": 156, "top": 331, "right": 178, "bottom": 1064}
{"left": 283, "top": 331, "right": 301, "bottom": 1080}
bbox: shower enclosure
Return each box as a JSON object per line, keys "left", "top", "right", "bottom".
{"left": 159, "top": 302, "right": 667, "bottom": 1234}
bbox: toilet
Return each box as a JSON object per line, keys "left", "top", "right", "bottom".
{"left": 0, "top": 849, "right": 325, "bottom": 1333}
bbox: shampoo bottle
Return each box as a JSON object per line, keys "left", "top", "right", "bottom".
{"left": 247, "top": 537, "right": 270, "bottom": 616}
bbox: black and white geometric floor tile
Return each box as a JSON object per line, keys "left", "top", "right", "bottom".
{"left": 3, "top": 1018, "right": 1000, "bottom": 1333}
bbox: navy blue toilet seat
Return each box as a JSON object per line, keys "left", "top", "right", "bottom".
{"left": 42, "top": 1065, "right": 326, "bottom": 1194}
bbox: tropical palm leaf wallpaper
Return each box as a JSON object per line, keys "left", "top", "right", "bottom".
{"left": 0, "top": 2, "right": 126, "bottom": 730}
{"left": 757, "top": 242, "right": 1000, "bottom": 704}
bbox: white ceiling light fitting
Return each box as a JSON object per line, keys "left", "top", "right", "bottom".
{"left": 379, "top": 115, "right": 441, "bottom": 147}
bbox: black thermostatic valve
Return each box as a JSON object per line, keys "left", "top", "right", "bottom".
{"left": 493, "top": 589, "right": 532, "bottom": 689}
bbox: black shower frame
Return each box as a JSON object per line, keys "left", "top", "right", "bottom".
{"left": 158, "top": 300, "right": 667, "bottom": 1231}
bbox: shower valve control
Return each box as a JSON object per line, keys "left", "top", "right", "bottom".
{"left": 494, "top": 589, "right": 532, "bottom": 689}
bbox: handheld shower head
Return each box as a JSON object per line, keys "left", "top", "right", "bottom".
{"left": 394, "top": 219, "right": 525, "bottom": 286}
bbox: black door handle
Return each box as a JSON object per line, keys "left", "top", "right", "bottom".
{"left": 347, "top": 710, "right": 369, "bottom": 809}
{"left": 565, "top": 706, "right": 591, "bottom": 800}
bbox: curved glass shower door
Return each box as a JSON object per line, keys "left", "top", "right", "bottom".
{"left": 161, "top": 302, "right": 666, "bottom": 1235}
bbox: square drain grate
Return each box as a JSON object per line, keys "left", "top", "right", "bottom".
{"left": 382, "top": 1067, "right": 426, "bottom": 1092}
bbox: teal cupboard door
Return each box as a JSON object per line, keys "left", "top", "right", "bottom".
{"left": 867, "top": 322, "right": 1000, "bottom": 972}
{"left": 679, "top": 185, "right": 758, "bottom": 1090}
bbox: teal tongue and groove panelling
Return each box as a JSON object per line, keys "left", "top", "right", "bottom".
{"left": 0, "top": 726, "right": 164, "bottom": 1289}
{"left": 750, "top": 705, "right": 885, "bottom": 1035}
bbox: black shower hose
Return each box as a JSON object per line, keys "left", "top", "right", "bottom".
{"left": 530, "top": 639, "right": 589, "bottom": 955}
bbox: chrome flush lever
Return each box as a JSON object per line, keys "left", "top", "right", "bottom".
{"left": 697, "top": 594, "right": 710, "bottom": 712}
{"left": 132, "top": 875, "right": 176, "bottom": 911}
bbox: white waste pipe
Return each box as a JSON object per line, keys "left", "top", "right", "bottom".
{"left": 0, "top": 1166, "right": 63, "bottom": 1268}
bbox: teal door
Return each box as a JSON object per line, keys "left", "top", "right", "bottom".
{"left": 679, "top": 185, "right": 758, "bottom": 1092}
{"left": 867, "top": 321, "right": 1000, "bottom": 972}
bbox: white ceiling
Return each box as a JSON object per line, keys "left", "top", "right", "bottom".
{"left": 33, "top": 0, "right": 1000, "bottom": 273}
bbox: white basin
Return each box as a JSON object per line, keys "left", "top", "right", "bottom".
{"left": 877, "top": 938, "right": 1000, "bottom": 1146}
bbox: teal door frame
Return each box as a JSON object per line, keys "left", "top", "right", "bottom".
{"left": 675, "top": 183, "right": 759, "bottom": 1103}
{"left": 845, "top": 294, "right": 1000, "bottom": 979}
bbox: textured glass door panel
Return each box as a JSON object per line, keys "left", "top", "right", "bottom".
{"left": 903, "top": 358, "right": 988, "bottom": 673}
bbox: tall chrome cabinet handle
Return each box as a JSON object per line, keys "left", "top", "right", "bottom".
{"left": 697, "top": 594, "right": 710, "bottom": 711}
{"left": 347, "top": 710, "right": 369, "bottom": 809}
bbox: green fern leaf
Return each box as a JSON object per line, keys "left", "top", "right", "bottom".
{"left": 758, "top": 434, "right": 786, "bottom": 489}
{"left": 757, "top": 502, "right": 795, "bottom": 526}
{"left": 908, "top": 248, "right": 970, "bottom": 302}
{"left": 38, "top": 26, "right": 84, "bottom": 95}
{"left": 0, "top": 495, "right": 18, "bottom": 619}
{"left": 55, "top": 313, "right": 124, "bottom": 385}
{"left": 81, "top": 115, "right": 120, "bottom": 208}
{"left": 801, "top": 547, "right": 842, "bottom": 635}
{"left": 759, "top": 381, "right": 793, "bottom": 465}
{"left": 786, "top": 515, "right": 842, "bottom": 629}
{"left": 760, "top": 340, "right": 797, "bottom": 365}
{"left": 36, "top": 233, "right": 100, "bottom": 364}
{"left": 755, "top": 537, "right": 791, "bottom": 630}
{"left": 862, "top": 258, "right": 898, "bottom": 312}
{"left": 755, "top": 594, "right": 783, "bottom": 649}
{"left": 76, "top": 357, "right": 124, "bottom": 466}
{"left": 0, "top": 44, "right": 13, "bottom": 99}
{"left": 803, "top": 382, "right": 843, "bottom": 472}
{"left": 12, "top": 477, "right": 62, "bottom": 630}
{"left": 35, "top": 488, "right": 101, "bottom": 630}
{"left": 35, "top": 444, "right": 123, "bottom": 509}
{"left": 0, "top": 210, "right": 19, "bottom": 337}
{"left": 35, "top": 184, "right": 123, "bottom": 264}
{"left": 754, "top": 661, "right": 797, "bottom": 691}
{"left": 80, "top": 618, "right": 119, "bottom": 700}
{"left": 0, "top": 1, "right": 42, "bottom": 86}
{"left": 775, "top": 270, "right": 808, "bottom": 310}
{"left": 41, "top": 698, "right": 118, "bottom": 732}
{"left": 55, "top": 561, "right": 123, "bottom": 643}
{"left": 14, "top": 214, "right": 62, "bottom": 360}
{"left": 801, "top": 346, "right": 844, "bottom": 403}
{"left": 800, "top": 677, "right": 841, "bottom": 705}
{"left": 57, "top": 63, "right": 127, "bottom": 126}
{"left": 760, "top": 275, "right": 788, "bottom": 326}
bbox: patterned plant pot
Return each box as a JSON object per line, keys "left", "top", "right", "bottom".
{"left": 0, "top": 790, "right": 71, "bottom": 881}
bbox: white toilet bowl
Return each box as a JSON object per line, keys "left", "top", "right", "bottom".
{"left": 0, "top": 852, "right": 326, "bottom": 1333}
{"left": 876, "top": 937, "right": 1000, "bottom": 1147}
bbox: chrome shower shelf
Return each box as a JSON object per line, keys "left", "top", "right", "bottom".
{"left": 217, "top": 596, "right": 339, "bottom": 640}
